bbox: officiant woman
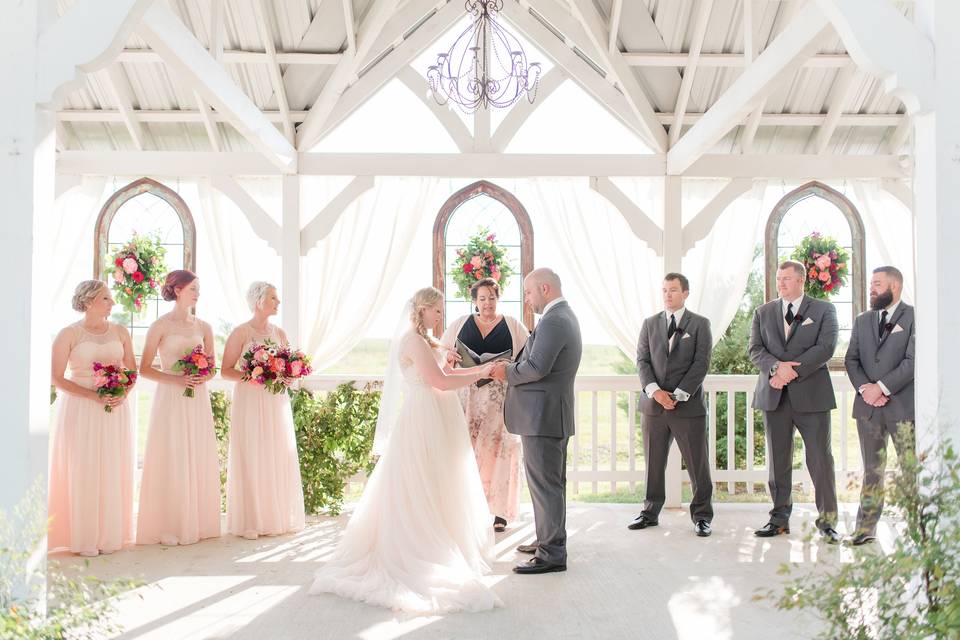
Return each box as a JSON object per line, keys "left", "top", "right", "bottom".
{"left": 442, "top": 278, "right": 529, "bottom": 532}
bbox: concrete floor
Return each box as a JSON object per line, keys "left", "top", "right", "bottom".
{"left": 58, "top": 502, "right": 895, "bottom": 640}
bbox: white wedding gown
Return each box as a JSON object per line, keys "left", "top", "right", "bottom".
{"left": 309, "top": 331, "right": 501, "bottom": 614}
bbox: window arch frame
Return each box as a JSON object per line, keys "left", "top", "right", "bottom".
{"left": 433, "top": 180, "right": 535, "bottom": 331}
{"left": 765, "top": 180, "right": 866, "bottom": 364}
{"left": 93, "top": 177, "right": 197, "bottom": 278}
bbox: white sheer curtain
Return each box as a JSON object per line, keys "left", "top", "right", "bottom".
{"left": 682, "top": 180, "right": 768, "bottom": 344}
{"left": 50, "top": 176, "right": 107, "bottom": 314}
{"left": 193, "top": 178, "right": 282, "bottom": 325}
{"left": 850, "top": 180, "right": 915, "bottom": 303}
{"left": 301, "top": 176, "right": 438, "bottom": 370}
{"left": 519, "top": 177, "right": 663, "bottom": 360}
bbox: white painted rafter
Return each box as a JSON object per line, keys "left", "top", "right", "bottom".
{"left": 590, "top": 177, "right": 664, "bottom": 251}
{"left": 608, "top": 0, "right": 623, "bottom": 53}
{"left": 668, "top": 2, "right": 831, "bottom": 175}
{"left": 209, "top": 176, "right": 282, "bottom": 252}
{"left": 254, "top": 0, "right": 295, "bottom": 142}
{"left": 138, "top": 2, "right": 297, "bottom": 171}
{"left": 809, "top": 63, "right": 859, "bottom": 154}
{"left": 342, "top": 0, "right": 357, "bottom": 53}
{"left": 563, "top": 0, "right": 668, "bottom": 152}
{"left": 197, "top": 0, "right": 224, "bottom": 152}
{"left": 103, "top": 63, "right": 147, "bottom": 150}
{"left": 116, "top": 49, "right": 344, "bottom": 64}
{"left": 296, "top": 0, "right": 401, "bottom": 151}
{"left": 671, "top": 0, "right": 715, "bottom": 147}
{"left": 681, "top": 178, "right": 753, "bottom": 253}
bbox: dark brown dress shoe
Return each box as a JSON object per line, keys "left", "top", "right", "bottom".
{"left": 849, "top": 533, "right": 876, "bottom": 546}
{"left": 627, "top": 515, "right": 659, "bottom": 530}
{"left": 754, "top": 522, "right": 789, "bottom": 537}
{"left": 694, "top": 520, "right": 712, "bottom": 537}
{"left": 513, "top": 557, "right": 566, "bottom": 574}
{"left": 820, "top": 527, "right": 841, "bottom": 544}
{"left": 516, "top": 543, "right": 539, "bottom": 554}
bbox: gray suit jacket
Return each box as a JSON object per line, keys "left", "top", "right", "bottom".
{"left": 844, "top": 303, "right": 915, "bottom": 422}
{"left": 749, "top": 296, "right": 838, "bottom": 412}
{"left": 636, "top": 310, "right": 712, "bottom": 417}
{"left": 504, "top": 301, "right": 583, "bottom": 438}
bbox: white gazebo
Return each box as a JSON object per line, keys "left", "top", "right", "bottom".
{"left": 3, "top": 0, "right": 958, "bottom": 637}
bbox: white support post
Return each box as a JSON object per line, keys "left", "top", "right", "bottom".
{"left": 281, "top": 175, "right": 301, "bottom": 347}
{"left": 670, "top": 0, "right": 714, "bottom": 147}
{"left": 914, "top": 0, "right": 960, "bottom": 451}
{"left": 664, "top": 176, "right": 683, "bottom": 508}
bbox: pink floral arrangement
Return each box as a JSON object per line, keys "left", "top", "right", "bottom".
{"left": 791, "top": 232, "right": 849, "bottom": 300}
{"left": 449, "top": 227, "right": 515, "bottom": 301}
{"left": 102, "top": 233, "right": 167, "bottom": 315}
{"left": 92, "top": 362, "right": 137, "bottom": 413}
{"left": 171, "top": 345, "right": 217, "bottom": 397}
{"left": 239, "top": 339, "right": 313, "bottom": 395}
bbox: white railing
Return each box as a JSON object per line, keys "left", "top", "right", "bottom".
{"left": 125, "top": 374, "right": 862, "bottom": 499}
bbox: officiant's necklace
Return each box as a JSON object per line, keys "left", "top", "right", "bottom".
{"left": 475, "top": 313, "right": 501, "bottom": 326}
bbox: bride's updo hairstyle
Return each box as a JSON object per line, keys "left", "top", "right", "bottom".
{"left": 409, "top": 287, "right": 443, "bottom": 349}
{"left": 72, "top": 280, "right": 107, "bottom": 312}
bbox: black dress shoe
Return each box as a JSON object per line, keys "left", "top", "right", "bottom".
{"left": 849, "top": 533, "right": 876, "bottom": 546}
{"left": 513, "top": 557, "right": 566, "bottom": 575}
{"left": 694, "top": 520, "right": 712, "bottom": 537}
{"left": 516, "top": 543, "right": 539, "bottom": 554}
{"left": 754, "top": 522, "right": 789, "bottom": 537}
{"left": 627, "top": 515, "right": 659, "bottom": 530}
{"left": 820, "top": 527, "right": 841, "bottom": 544}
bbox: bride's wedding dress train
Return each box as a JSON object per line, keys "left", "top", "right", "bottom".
{"left": 309, "top": 331, "right": 501, "bottom": 614}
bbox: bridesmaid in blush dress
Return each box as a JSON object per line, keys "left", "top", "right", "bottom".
{"left": 136, "top": 270, "right": 221, "bottom": 546}
{"left": 221, "top": 281, "right": 305, "bottom": 540}
{"left": 49, "top": 281, "right": 137, "bottom": 557}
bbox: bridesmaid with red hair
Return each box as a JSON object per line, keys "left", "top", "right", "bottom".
{"left": 136, "top": 270, "right": 221, "bottom": 545}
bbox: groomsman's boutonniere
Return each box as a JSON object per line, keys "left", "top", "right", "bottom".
{"left": 792, "top": 314, "right": 805, "bottom": 325}
{"left": 884, "top": 322, "right": 895, "bottom": 333}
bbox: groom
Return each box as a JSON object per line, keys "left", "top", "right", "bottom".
{"left": 491, "top": 268, "right": 582, "bottom": 575}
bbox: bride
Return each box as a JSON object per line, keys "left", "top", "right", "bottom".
{"left": 309, "top": 287, "right": 503, "bottom": 614}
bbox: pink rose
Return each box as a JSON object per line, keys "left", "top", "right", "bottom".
{"left": 93, "top": 375, "right": 108, "bottom": 388}
{"left": 486, "top": 233, "right": 496, "bottom": 242}
{"left": 470, "top": 255, "right": 484, "bottom": 269}
{"left": 113, "top": 269, "right": 124, "bottom": 283}
{"left": 815, "top": 254, "right": 831, "bottom": 270}
{"left": 122, "top": 257, "right": 138, "bottom": 274}
{"left": 290, "top": 361, "right": 302, "bottom": 377}
{"left": 251, "top": 366, "right": 264, "bottom": 378}
{"left": 255, "top": 348, "right": 269, "bottom": 362}
{"left": 818, "top": 271, "right": 831, "bottom": 282}
{"left": 490, "top": 268, "right": 501, "bottom": 281}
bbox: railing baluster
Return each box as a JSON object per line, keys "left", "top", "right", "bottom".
{"left": 610, "top": 391, "right": 617, "bottom": 494}
{"left": 708, "top": 389, "right": 717, "bottom": 480}
{"left": 591, "top": 391, "right": 599, "bottom": 494}
{"left": 573, "top": 391, "right": 580, "bottom": 496}
{"left": 727, "top": 391, "right": 735, "bottom": 494}
{"left": 745, "top": 391, "right": 754, "bottom": 494}
{"left": 840, "top": 390, "right": 849, "bottom": 474}
{"left": 628, "top": 390, "right": 636, "bottom": 492}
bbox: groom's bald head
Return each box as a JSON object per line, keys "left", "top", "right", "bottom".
{"left": 524, "top": 268, "right": 563, "bottom": 314}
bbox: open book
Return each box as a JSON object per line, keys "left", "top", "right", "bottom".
{"left": 455, "top": 339, "right": 512, "bottom": 387}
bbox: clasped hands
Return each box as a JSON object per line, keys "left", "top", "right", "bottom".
{"left": 444, "top": 350, "right": 507, "bottom": 381}
{"left": 769, "top": 361, "right": 801, "bottom": 390}
{"left": 859, "top": 382, "right": 889, "bottom": 407}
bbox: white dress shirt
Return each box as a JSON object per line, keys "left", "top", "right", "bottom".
{"left": 644, "top": 307, "right": 690, "bottom": 401}
{"left": 541, "top": 297, "right": 566, "bottom": 318}
{"left": 866, "top": 300, "right": 900, "bottom": 397}
{"left": 781, "top": 294, "right": 804, "bottom": 336}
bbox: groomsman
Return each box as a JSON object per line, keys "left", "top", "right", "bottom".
{"left": 844, "top": 266, "right": 915, "bottom": 546}
{"left": 629, "top": 273, "right": 714, "bottom": 537}
{"left": 749, "top": 260, "right": 840, "bottom": 543}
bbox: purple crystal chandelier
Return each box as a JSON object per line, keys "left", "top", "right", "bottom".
{"left": 426, "top": 0, "right": 541, "bottom": 113}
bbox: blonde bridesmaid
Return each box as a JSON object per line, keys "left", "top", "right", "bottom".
{"left": 221, "top": 282, "right": 305, "bottom": 540}
{"left": 136, "top": 270, "right": 221, "bottom": 545}
{"left": 49, "top": 281, "right": 136, "bottom": 556}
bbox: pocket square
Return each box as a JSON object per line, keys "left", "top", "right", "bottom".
{"left": 681, "top": 333, "right": 691, "bottom": 339}
{"left": 891, "top": 324, "right": 904, "bottom": 334}
{"left": 801, "top": 317, "right": 814, "bottom": 326}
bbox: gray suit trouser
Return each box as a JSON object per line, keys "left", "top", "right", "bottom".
{"left": 856, "top": 418, "right": 915, "bottom": 535}
{"left": 521, "top": 435, "right": 568, "bottom": 565}
{"left": 764, "top": 388, "right": 838, "bottom": 530}
{"left": 640, "top": 414, "right": 714, "bottom": 522}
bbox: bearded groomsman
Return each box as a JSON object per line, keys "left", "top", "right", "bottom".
{"left": 629, "top": 273, "right": 714, "bottom": 537}
{"left": 844, "top": 266, "right": 915, "bottom": 546}
{"left": 749, "top": 260, "right": 840, "bottom": 543}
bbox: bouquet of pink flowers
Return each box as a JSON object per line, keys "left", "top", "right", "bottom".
{"left": 171, "top": 345, "right": 217, "bottom": 397}
{"left": 92, "top": 362, "right": 137, "bottom": 413}
{"left": 239, "top": 340, "right": 313, "bottom": 395}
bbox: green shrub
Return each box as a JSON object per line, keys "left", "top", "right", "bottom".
{"left": 290, "top": 384, "right": 379, "bottom": 516}
{"left": 760, "top": 433, "right": 960, "bottom": 639}
{"left": 209, "top": 390, "right": 230, "bottom": 511}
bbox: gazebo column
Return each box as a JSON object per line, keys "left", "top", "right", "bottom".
{"left": 281, "top": 174, "right": 302, "bottom": 346}
{"left": 914, "top": 0, "right": 960, "bottom": 451}
{"left": 663, "top": 176, "right": 683, "bottom": 508}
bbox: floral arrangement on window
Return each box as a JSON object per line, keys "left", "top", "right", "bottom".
{"left": 791, "top": 232, "right": 849, "bottom": 299}
{"left": 449, "top": 227, "right": 515, "bottom": 301}
{"left": 103, "top": 233, "right": 167, "bottom": 315}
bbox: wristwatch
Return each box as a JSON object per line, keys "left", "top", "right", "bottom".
{"left": 770, "top": 362, "right": 779, "bottom": 376}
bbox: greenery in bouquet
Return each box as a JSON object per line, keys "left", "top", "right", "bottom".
{"left": 790, "top": 232, "right": 849, "bottom": 299}
{"left": 449, "top": 227, "right": 515, "bottom": 301}
{"left": 103, "top": 233, "right": 167, "bottom": 315}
